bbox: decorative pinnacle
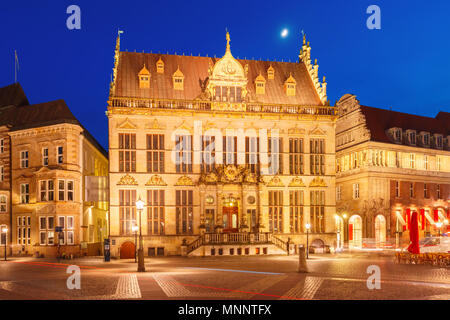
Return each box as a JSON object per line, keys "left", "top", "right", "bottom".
{"left": 226, "top": 30, "right": 231, "bottom": 52}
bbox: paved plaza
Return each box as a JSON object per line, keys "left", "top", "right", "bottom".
{"left": 0, "top": 253, "right": 449, "bottom": 300}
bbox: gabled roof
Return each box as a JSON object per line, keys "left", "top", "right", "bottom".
{"left": 360, "top": 105, "right": 450, "bottom": 143}
{"left": 113, "top": 52, "right": 323, "bottom": 105}
{"left": 0, "top": 83, "right": 29, "bottom": 109}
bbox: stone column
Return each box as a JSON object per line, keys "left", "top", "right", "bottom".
{"left": 199, "top": 187, "right": 206, "bottom": 235}
{"left": 215, "top": 185, "right": 223, "bottom": 233}
{"left": 257, "top": 186, "right": 265, "bottom": 232}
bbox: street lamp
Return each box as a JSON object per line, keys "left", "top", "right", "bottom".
{"left": 435, "top": 222, "right": 443, "bottom": 237}
{"left": 1, "top": 227, "right": 8, "bottom": 261}
{"left": 305, "top": 223, "right": 311, "bottom": 259}
{"left": 136, "top": 197, "right": 146, "bottom": 272}
{"left": 131, "top": 225, "right": 139, "bottom": 263}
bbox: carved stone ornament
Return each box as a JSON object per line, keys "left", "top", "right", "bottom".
{"left": 266, "top": 176, "right": 284, "bottom": 187}
{"left": 145, "top": 175, "right": 167, "bottom": 186}
{"left": 117, "top": 174, "right": 138, "bottom": 186}
{"left": 309, "top": 177, "right": 327, "bottom": 187}
{"left": 175, "top": 175, "right": 195, "bottom": 186}
{"left": 288, "top": 177, "right": 306, "bottom": 187}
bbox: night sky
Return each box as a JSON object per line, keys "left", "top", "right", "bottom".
{"left": 1, "top": 0, "right": 449, "bottom": 150}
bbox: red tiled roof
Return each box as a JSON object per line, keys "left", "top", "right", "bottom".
{"left": 360, "top": 105, "right": 450, "bottom": 143}
{"left": 114, "top": 52, "right": 323, "bottom": 106}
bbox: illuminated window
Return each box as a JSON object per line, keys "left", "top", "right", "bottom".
{"left": 310, "top": 191, "right": 325, "bottom": 233}
{"left": 201, "top": 135, "right": 216, "bottom": 173}
{"left": 175, "top": 135, "right": 192, "bottom": 173}
{"left": 336, "top": 185, "right": 342, "bottom": 201}
{"left": 214, "top": 86, "right": 242, "bottom": 102}
{"left": 138, "top": 64, "right": 150, "bottom": 88}
{"left": 176, "top": 190, "right": 193, "bottom": 235}
{"left": 289, "top": 138, "right": 304, "bottom": 175}
{"left": 172, "top": 67, "right": 184, "bottom": 90}
{"left": 146, "top": 134, "right": 165, "bottom": 173}
{"left": 156, "top": 57, "right": 164, "bottom": 73}
{"left": 310, "top": 139, "right": 325, "bottom": 175}
{"left": 267, "top": 65, "right": 275, "bottom": 80}
{"left": 42, "top": 148, "right": 49, "bottom": 166}
{"left": 269, "top": 191, "right": 283, "bottom": 233}
{"left": 20, "top": 183, "right": 29, "bottom": 204}
{"left": 119, "top": 189, "right": 136, "bottom": 235}
{"left": 245, "top": 137, "right": 259, "bottom": 174}
{"left": 17, "top": 216, "right": 31, "bottom": 245}
{"left": 255, "top": 73, "right": 266, "bottom": 95}
{"left": 284, "top": 74, "right": 296, "bottom": 96}
{"left": 0, "top": 166, "right": 3, "bottom": 182}
{"left": 147, "top": 190, "right": 165, "bottom": 235}
{"left": 289, "top": 190, "right": 304, "bottom": 233}
{"left": 409, "top": 153, "right": 415, "bottom": 169}
{"left": 223, "top": 136, "right": 237, "bottom": 165}
{"left": 39, "top": 180, "right": 54, "bottom": 202}
{"left": 39, "top": 216, "right": 54, "bottom": 245}
{"left": 119, "top": 133, "right": 136, "bottom": 172}
{"left": 268, "top": 137, "right": 283, "bottom": 174}
{"left": 353, "top": 183, "right": 360, "bottom": 199}
{"left": 0, "top": 139, "right": 4, "bottom": 153}
{"left": 408, "top": 131, "right": 416, "bottom": 145}
{"left": 424, "top": 155, "right": 428, "bottom": 170}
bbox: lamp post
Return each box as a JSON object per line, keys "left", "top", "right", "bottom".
{"left": 1, "top": 227, "right": 8, "bottom": 261}
{"left": 305, "top": 223, "right": 311, "bottom": 259}
{"left": 136, "top": 197, "right": 146, "bottom": 272}
{"left": 435, "top": 222, "right": 443, "bottom": 237}
{"left": 132, "top": 225, "right": 139, "bottom": 263}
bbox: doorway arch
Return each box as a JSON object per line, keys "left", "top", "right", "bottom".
{"left": 375, "top": 215, "right": 386, "bottom": 248}
{"left": 120, "top": 241, "right": 136, "bottom": 259}
{"left": 349, "top": 215, "right": 362, "bottom": 249}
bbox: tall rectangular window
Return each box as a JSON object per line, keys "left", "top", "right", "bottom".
{"left": 57, "top": 146, "right": 63, "bottom": 164}
{"left": 39, "top": 180, "right": 54, "bottom": 202}
{"left": 58, "top": 180, "right": 65, "bottom": 201}
{"left": 119, "top": 190, "right": 136, "bottom": 235}
{"left": 423, "top": 155, "right": 428, "bottom": 170}
{"left": 146, "top": 134, "right": 164, "bottom": 173}
{"left": 310, "top": 139, "right": 325, "bottom": 175}
{"left": 268, "top": 190, "right": 283, "bottom": 233}
{"left": 289, "top": 190, "right": 304, "bottom": 233}
{"left": 409, "top": 153, "right": 415, "bottom": 169}
{"left": 245, "top": 137, "right": 259, "bottom": 174}
{"left": 268, "top": 137, "right": 283, "bottom": 175}
{"left": 43, "top": 148, "right": 49, "bottom": 166}
{"left": 176, "top": 190, "right": 193, "bottom": 234}
{"left": 39, "top": 216, "right": 54, "bottom": 245}
{"left": 353, "top": 183, "right": 360, "bottom": 199}
{"left": 409, "top": 183, "right": 415, "bottom": 198}
{"left": 56, "top": 216, "right": 74, "bottom": 245}
{"left": 0, "top": 195, "right": 7, "bottom": 213}
{"left": 20, "top": 183, "right": 29, "bottom": 204}
{"left": 175, "top": 135, "right": 192, "bottom": 173}
{"left": 0, "top": 139, "right": 3, "bottom": 153}
{"left": 223, "top": 136, "right": 237, "bottom": 165}
{"left": 0, "top": 166, "right": 3, "bottom": 182}
{"left": 119, "top": 133, "right": 136, "bottom": 172}
{"left": 20, "top": 150, "right": 29, "bottom": 168}
{"left": 310, "top": 191, "right": 325, "bottom": 233}
{"left": 201, "top": 135, "right": 216, "bottom": 173}
{"left": 147, "top": 190, "right": 165, "bottom": 235}
{"left": 437, "top": 184, "right": 441, "bottom": 199}
{"left": 289, "top": 138, "right": 304, "bottom": 175}
{"left": 336, "top": 185, "right": 342, "bottom": 201}
{"left": 424, "top": 184, "right": 429, "bottom": 198}
{"left": 67, "top": 181, "right": 74, "bottom": 201}
{"left": 395, "top": 181, "right": 400, "bottom": 198}
{"left": 17, "top": 216, "right": 31, "bottom": 245}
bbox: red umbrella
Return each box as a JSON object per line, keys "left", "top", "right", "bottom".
{"left": 407, "top": 211, "right": 420, "bottom": 254}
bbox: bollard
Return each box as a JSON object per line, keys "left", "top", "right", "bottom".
{"left": 298, "top": 246, "right": 308, "bottom": 273}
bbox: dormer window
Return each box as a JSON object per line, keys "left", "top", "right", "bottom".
{"left": 393, "top": 128, "right": 402, "bottom": 142}
{"left": 255, "top": 73, "right": 266, "bottom": 95}
{"left": 406, "top": 130, "right": 416, "bottom": 145}
{"left": 421, "top": 132, "right": 430, "bottom": 146}
{"left": 267, "top": 65, "right": 274, "bottom": 80}
{"left": 172, "top": 66, "right": 184, "bottom": 91}
{"left": 284, "top": 73, "right": 296, "bottom": 96}
{"left": 434, "top": 134, "right": 443, "bottom": 148}
{"left": 138, "top": 64, "right": 150, "bottom": 89}
{"left": 156, "top": 57, "right": 164, "bottom": 73}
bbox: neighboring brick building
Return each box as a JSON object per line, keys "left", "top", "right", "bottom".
{"left": 0, "top": 83, "right": 108, "bottom": 257}
{"left": 336, "top": 94, "right": 450, "bottom": 249}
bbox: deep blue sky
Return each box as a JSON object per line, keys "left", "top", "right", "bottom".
{"left": 1, "top": 0, "right": 450, "bottom": 150}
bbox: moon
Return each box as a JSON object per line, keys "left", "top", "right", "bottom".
{"left": 281, "top": 28, "right": 288, "bottom": 38}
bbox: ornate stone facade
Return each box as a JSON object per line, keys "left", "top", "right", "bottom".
{"left": 107, "top": 32, "right": 337, "bottom": 257}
